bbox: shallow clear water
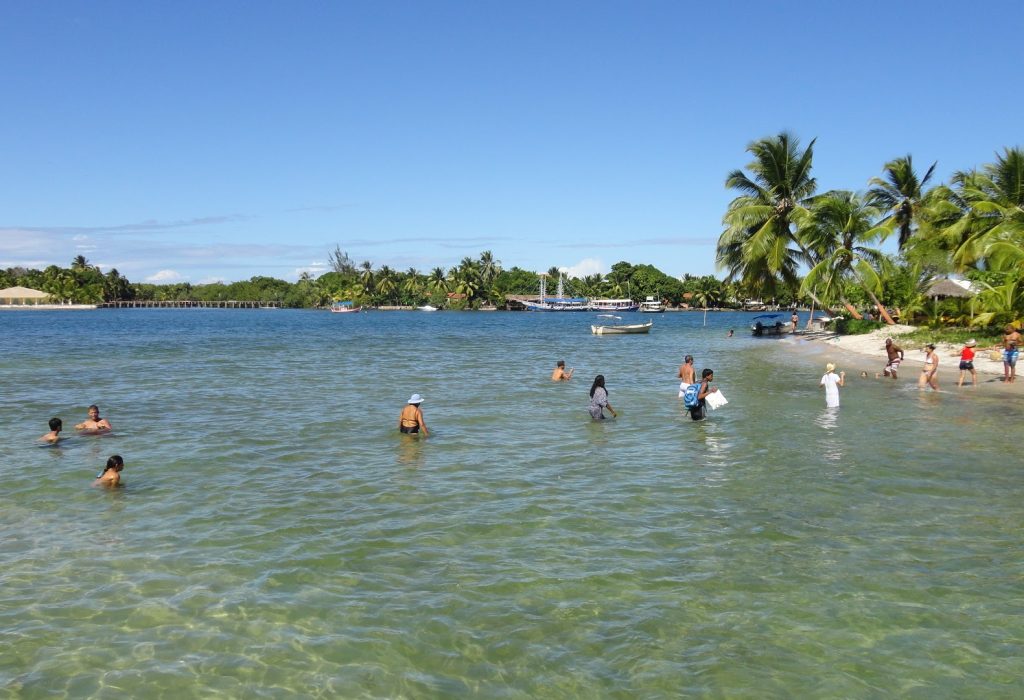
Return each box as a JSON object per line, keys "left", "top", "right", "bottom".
{"left": 2, "top": 309, "right": 1022, "bottom": 697}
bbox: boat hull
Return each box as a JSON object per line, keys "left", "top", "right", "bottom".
{"left": 591, "top": 321, "right": 653, "bottom": 335}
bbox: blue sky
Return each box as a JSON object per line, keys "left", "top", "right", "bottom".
{"left": 1, "top": 0, "right": 1021, "bottom": 284}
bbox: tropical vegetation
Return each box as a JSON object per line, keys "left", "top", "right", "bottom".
{"left": 718, "top": 132, "right": 1024, "bottom": 330}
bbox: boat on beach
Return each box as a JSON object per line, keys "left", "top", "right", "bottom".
{"left": 750, "top": 313, "right": 787, "bottom": 336}
{"left": 591, "top": 317, "right": 653, "bottom": 335}
{"left": 639, "top": 296, "right": 665, "bottom": 313}
{"left": 329, "top": 301, "right": 360, "bottom": 313}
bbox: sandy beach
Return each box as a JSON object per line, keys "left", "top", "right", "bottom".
{"left": 799, "top": 324, "right": 1022, "bottom": 394}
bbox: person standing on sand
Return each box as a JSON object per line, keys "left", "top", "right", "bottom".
{"left": 1003, "top": 325, "right": 1021, "bottom": 383}
{"left": 551, "top": 360, "right": 574, "bottom": 381}
{"left": 958, "top": 339, "right": 978, "bottom": 387}
{"left": 588, "top": 375, "right": 617, "bottom": 420}
{"left": 882, "top": 338, "right": 904, "bottom": 380}
{"left": 398, "top": 394, "right": 429, "bottom": 436}
{"left": 820, "top": 363, "right": 845, "bottom": 408}
{"left": 919, "top": 344, "right": 939, "bottom": 390}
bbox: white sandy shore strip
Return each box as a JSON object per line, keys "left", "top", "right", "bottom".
{"left": 801, "top": 325, "right": 1020, "bottom": 390}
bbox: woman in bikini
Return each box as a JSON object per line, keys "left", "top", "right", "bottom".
{"left": 398, "top": 394, "right": 429, "bottom": 436}
{"left": 918, "top": 343, "right": 939, "bottom": 390}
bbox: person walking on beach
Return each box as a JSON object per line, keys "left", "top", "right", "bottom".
{"left": 588, "top": 375, "right": 617, "bottom": 420}
{"left": 1002, "top": 324, "right": 1021, "bottom": 383}
{"left": 75, "top": 404, "right": 112, "bottom": 432}
{"left": 690, "top": 369, "right": 718, "bottom": 421}
{"left": 820, "top": 363, "right": 845, "bottom": 408}
{"left": 958, "top": 339, "right": 978, "bottom": 387}
{"left": 398, "top": 394, "right": 428, "bottom": 435}
{"left": 919, "top": 344, "right": 939, "bottom": 390}
{"left": 882, "top": 338, "right": 904, "bottom": 380}
{"left": 93, "top": 455, "right": 124, "bottom": 487}
{"left": 677, "top": 355, "right": 696, "bottom": 397}
{"left": 551, "top": 360, "right": 574, "bottom": 381}
{"left": 39, "top": 417, "right": 62, "bottom": 443}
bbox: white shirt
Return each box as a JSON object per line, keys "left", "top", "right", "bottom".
{"left": 820, "top": 372, "right": 841, "bottom": 408}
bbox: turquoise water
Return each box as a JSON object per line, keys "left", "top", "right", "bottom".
{"left": 2, "top": 309, "right": 1022, "bottom": 697}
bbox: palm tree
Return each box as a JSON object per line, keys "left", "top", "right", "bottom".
{"left": 940, "top": 148, "right": 1024, "bottom": 274}
{"left": 359, "top": 261, "right": 374, "bottom": 298}
{"left": 427, "top": 267, "right": 448, "bottom": 294}
{"left": 71, "top": 255, "right": 91, "bottom": 271}
{"left": 718, "top": 132, "right": 819, "bottom": 297}
{"left": 375, "top": 266, "right": 397, "bottom": 303}
{"left": 478, "top": 250, "right": 501, "bottom": 287}
{"left": 800, "top": 191, "right": 896, "bottom": 324}
{"left": 691, "top": 279, "right": 721, "bottom": 326}
{"left": 867, "top": 154, "right": 937, "bottom": 251}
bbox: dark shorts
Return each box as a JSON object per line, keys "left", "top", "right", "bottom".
{"left": 690, "top": 404, "right": 706, "bottom": 421}
{"left": 400, "top": 425, "right": 419, "bottom": 434}
{"left": 959, "top": 361, "right": 974, "bottom": 370}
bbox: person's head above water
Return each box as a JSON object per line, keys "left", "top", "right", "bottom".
{"left": 87, "top": 405, "right": 100, "bottom": 419}
{"left": 48, "top": 417, "right": 62, "bottom": 432}
{"left": 106, "top": 455, "right": 124, "bottom": 472}
{"left": 684, "top": 355, "right": 693, "bottom": 364}
{"left": 556, "top": 360, "right": 565, "bottom": 368}
{"left": 589, "top": 374, "right": 606, "bottom": 396}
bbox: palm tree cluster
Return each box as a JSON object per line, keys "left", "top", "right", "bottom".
{"left": 718, "top": 132, "right": 1024, "bottom": 328}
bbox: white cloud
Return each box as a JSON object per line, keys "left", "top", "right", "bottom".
{"left": 198, "top": 276, "right": 226, "bottom": 285}
{"left": 146, "top": 269, "right": 183, "bottom": 283}
{"left": 293, "top": 262, "right": 329, "bottom": 279}
{"left": 562, "top": 258, "right": 605, "bottom": 280}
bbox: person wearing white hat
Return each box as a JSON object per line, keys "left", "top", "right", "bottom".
{"left": 958, "top": 339, "right": 978, "bottom": 387}
{"left": 398, "top": 394, "right": 428, "bottom": 436}
{"left": 820, "top": 362, "right": 845, "bottom": 408}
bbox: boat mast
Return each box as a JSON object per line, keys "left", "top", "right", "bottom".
{"left": 556, "top": 272, "right": 565, "bottom": 300}
{"left": 539, "top": 272, "right": 547, "bottom": 301}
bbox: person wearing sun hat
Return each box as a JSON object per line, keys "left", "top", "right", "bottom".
{"left": 398, "top": 394, "right": 428, "bottom": 436}
{"left": 958, "top": 339, "right": 978, "bottom": 387}
{"left": 820, "top": 362, "right": 845, "bottom": 408}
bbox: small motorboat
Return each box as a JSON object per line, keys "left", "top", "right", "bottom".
{"left": 750, "top": 313, "right": 787, "bottom": 336}
{"left": 591, "top": 320, "right": 653, "bottom": 335}
{"left": 418, "top": 305, "right": 438, "bottom": 312}
{"left": 330, "top": 301, "right": 360, "bottom": 313}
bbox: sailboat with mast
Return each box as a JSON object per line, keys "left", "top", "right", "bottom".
{"left": 522, "top": 272, "right": 589, "bottom": 311}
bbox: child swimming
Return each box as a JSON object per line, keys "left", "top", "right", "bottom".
{"left": 93, "top": 455, "right": 125, "bottom": 487}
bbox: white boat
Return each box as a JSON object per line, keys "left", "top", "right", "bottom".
{"left": 590, "top": 298, "right": 639, "bottom": 312}
{"left": 639, "top": 296, "right": 665, "bottom": 313}
{"left": 329, "top": 301, "right": 360, "bottom": 313}
{"left": 418, "top": 305, "right": 438, "bottom": 311}
{"left": 591, "top": 320, "right": 653, "bottom": 335}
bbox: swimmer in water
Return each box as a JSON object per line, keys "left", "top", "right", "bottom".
{"left": 551, "top": 360, "right": 574, "bottom": 381}
{"left": 76, "top": 404, "right": 112, "bottom": 432}
{"left": 398, "top": 394, "right": 429, "bottom": 436}
{"left": 40, "top": 417, "right": 63, "bottom": 443}
{"left": 93, "top": 455, "right": 124, "bottom": 487}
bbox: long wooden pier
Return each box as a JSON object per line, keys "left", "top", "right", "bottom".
{"left": 97, "top": 300, "right": 280, "bottom": 309}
